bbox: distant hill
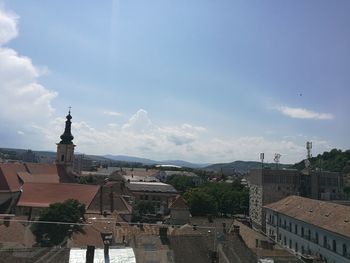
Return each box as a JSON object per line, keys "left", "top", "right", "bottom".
{"left": 104, "top": 155, "right": 208, "bottom": 169}
{"left": 104, "top": 155, "right": 156, "bottom": 165}
{"left": 204, "top": 160, "right": 291, "bottom": 174}
{"left": 0, "top": 147, "right": 208, "bottom": 169}
{"left": 293, "top": 148, "right": 350, "bottom": 173}
{"left": 161, "top": 160, "right": 209, "bottom": 169}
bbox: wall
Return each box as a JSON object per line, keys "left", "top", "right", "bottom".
{"left": 249, "top": 184, "right": 263, "bottom": 229}
{"left": 0, "top": 191, "right": 20, "bottom": 213}
{"left": 170, "top": 209, "right": 190, "bottom": 225}
{"left": 265, "top": 209, "right": 350, "bottom": 263}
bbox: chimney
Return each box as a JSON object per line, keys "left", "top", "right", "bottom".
{"left": 159, "top": 227, "right": 168, "bottom": 238}
{"left": 85, "top": 246, "right": 95, "bottom": 263}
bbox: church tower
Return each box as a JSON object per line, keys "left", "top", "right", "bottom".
{"left": 56, "top": 109, "right": 75, "bottom": 170}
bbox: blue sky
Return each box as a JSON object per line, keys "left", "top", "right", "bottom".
{"left": 0, "top": 0, "right": 349, "bottom": 163}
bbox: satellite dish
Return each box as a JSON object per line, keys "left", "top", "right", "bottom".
{"left": 274, "top": 153, "right": 281, "bottom": 164}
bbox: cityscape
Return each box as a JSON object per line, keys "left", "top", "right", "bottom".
{"left": 1, "top": 1, "right": 350, "bottom": 263}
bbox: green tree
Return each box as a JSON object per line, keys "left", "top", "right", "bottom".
{"left": 135, "top": 200, "right": 155, "bottom": 215}
{"left": 188, "top": 191, "right": 218, "bottom": 216}
{"left": 78, "top": 175, "right": 97, "bottom": 184}
{"left": 33, "top": 199, "right": 85, "bottom": 246}
{"left": 183, "top": 181, "right": 249, "bottom": 217}
{"left": 167, "top": 175, "right": 194, "bottom": 192}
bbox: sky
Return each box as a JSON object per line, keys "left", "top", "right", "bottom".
{"left": 0, "top": 0, "right": 349, "bottom": 164}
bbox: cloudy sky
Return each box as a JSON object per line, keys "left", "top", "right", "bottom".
{"left": 0, "top": 1, "right": 349, "bottom": 164}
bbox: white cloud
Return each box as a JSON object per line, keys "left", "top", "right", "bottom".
{"left": 122, "top": 109, "right": 153, "bottom": 132}
{"left": 0, "top": 8, "right": 57, "bottom": 124}
{"left": 31, "top": 108, "right": 331, "bottom": 164}
{"left": 103, "top": 110, "right": 122, "bottom": 117}
{"left": 0, "top": 7, "right": 336, "bottom": 164}
{"left": 276, "top": 106, "right": 334, "bottom": 120}
{"left": 0, "top": 8, "right": 18, "bottom": 45}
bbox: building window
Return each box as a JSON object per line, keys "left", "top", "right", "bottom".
{"left": 289, "top": 222, "right": 292, "bottom": 232}
{"left": 301, "top": 227, "right": 304, "bottom": 237}
{"left": 284, "top": 236, "right": 286, "bottom": 246}
{"left": 289, "top": 239, "right": 292, "bottom": 249}
{"left": 343, "top": 244, "right": 347, "bottom": 257}
{"left": 295, "top": 242, "right": 298, "bottom": 252}
{"left": 283, "top": 219, "right": 286, "bottom": 228}
{"left": 301, "top": 245, "right": 304, "bottom": 254}
{"left": 295, "top": 224, "right": 298, "bottom": 235}
{"left": 323, "top": 236, "right": 328, "bottom": 248}
{"left": 61, "top": 154, "right": 64, "bottom": 161}
{"left": 333, "top": 240, "right": 337, "bottom": 252}
{"left": 315, "top": 232, "right": 319, "bottom": 244}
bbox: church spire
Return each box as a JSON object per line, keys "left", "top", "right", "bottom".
{"left": 59, "top": 108, "right": 74, "bottom": 144}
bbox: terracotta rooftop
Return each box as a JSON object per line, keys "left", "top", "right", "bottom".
{"left": 17, "top": 171, "right": 59, "bottom": 184}
{"left": 113, "top": 195, "right": 132, "bottom": 214}
{"left": 169, "top": 195, "right": 189, "bottom": 209}
{"left": 25, "top": 163, "right": 59, "bottom": 175}
{"left": 264, "top": 195, "right": 350, "bottom": 238}
{"left": 124, "top": 168, "right": 158, "bottom": 178}
{"left": 0, "top": 218, "right": 36, "bottom": 247}
{"left": 0, "top": 163, "right": 74, "bottom": 192}
{"left": 0, "top": 163, "right": 26, "bottom": 191}
{"left": 17, "top": 182, "right": 99, "bottom": 209}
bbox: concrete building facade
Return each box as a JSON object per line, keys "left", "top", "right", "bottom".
{"left": 248, "top": 168, "right": 344, "bottom": 230}
{"left": 264, "top": 196, "right": 350, "bottom": 263}
{"left": 249, "top": 169, "right": 300, "bottom": 230}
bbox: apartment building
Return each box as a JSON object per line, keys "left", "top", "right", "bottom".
{"left": 248, "top": 168, "right": 343, "bottom": 230}
{"left": 264, "top": 195, "right": 350, "bottom": 263}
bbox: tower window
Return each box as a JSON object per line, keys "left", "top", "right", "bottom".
{"left": 61, "top": 155, "right": 64, "bottom": 162}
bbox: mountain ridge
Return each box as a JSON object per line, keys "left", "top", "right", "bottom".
{"left": 204, "top": 160, "right": 292, "bottom": 173}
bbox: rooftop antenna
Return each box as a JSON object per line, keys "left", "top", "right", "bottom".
{"left": 260, "top": 153, "right": 264, "bottom": 169}
{"left": 306, "top": 141, "right": 312, "bottom": 159}
{"left": 305, "top": 141, "right": 312, "bottom": 169}
{"left": 274, "top": 153, "right": 281, "bottom": 169}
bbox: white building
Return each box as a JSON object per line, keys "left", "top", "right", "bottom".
{"left": 264, "top": 195, "right": 350, "bottom": 263}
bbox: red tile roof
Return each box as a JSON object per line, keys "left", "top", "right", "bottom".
{"left": 0, "top": 163, "right": 26, "bottom": 191}
{"left": 169, "top": 195, "right": 189, "bottom": 209}
{"left": 17, "top": 171, "right": 60, "bottom": 184}
{"left": 264, "top": 195, "right": 350, "bottom": 238}
{"left": 0, "top": 163, "right": 74, "bottom": 192}
{"left": 0, "top": 219, "right": 36, "bottom": 247}
{"left": 17, "top": 183, "right": 100, "bottom": 209}
{"left": 25, "top": 163, "right": 59, "bottom": 175}
{"left": 113, "top": 195, "right": 132, "bottom": 214}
